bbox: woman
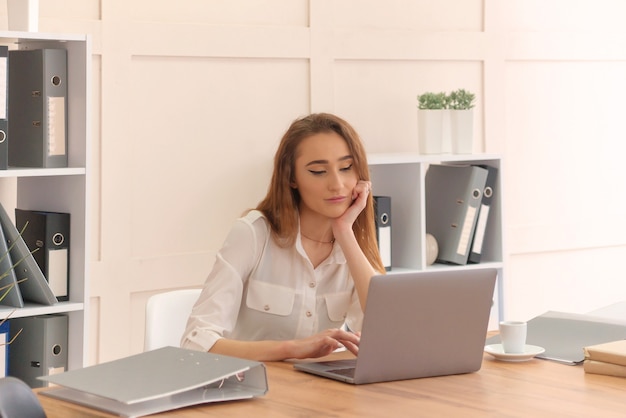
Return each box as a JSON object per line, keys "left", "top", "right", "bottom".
{"left": 181, "top": 113, "right": 385, "bottom": 361}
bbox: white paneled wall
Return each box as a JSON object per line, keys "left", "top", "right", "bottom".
{"left": 2, "top": 0, "right": 625, "bottom": 363}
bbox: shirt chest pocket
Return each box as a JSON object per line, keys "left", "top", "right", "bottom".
{"left": 246, "top": 280, "right": 295, "bottom": 316}
{"left": 324, "top": 292, "right": 351, "bottom": 322}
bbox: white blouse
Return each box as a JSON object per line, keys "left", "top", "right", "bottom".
{"left": 181, "top": 210, "right": 363, "bottom": 352}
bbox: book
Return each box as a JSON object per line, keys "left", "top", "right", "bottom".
{"left": 583, "top": 339, "right": 626, "bottom": 366}
{"left": 584, "top": 360, "right": 626, "bottom": 378}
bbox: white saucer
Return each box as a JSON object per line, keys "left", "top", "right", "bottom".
{"left": 484, "top": 344, "right": 545, "bottom": 362}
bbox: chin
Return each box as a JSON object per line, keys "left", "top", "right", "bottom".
{"left": 324, "top": 206, "right": 350, "bottom": 219}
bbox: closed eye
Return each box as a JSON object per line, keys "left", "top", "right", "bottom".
{"left": 308, "top": 169, "right": 326, "bottom": 175}
{"left": 340, "top": 164, "right": 353, "bottom": 172}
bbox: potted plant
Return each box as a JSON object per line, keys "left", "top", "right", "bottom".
{"left": 417, "top": 92, "right": 448, "bottom": 110}
{"left": 448, "top": 88, "right": 475, "bottom": 110}
{"left": 417, "top": 92, "right": 447, "bottom": 154}
{"left": 447, "top": 89, "right": 476, "bottom": 154}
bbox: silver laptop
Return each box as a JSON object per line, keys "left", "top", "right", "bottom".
{"left": 294, "top": 269, "right": 497, "bottom": 384}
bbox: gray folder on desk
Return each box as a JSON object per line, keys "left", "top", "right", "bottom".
{"left": 39, "top": 346, "right": 268, "bottom": 418}
{"left": 486, "top": 311, "right": 626, "bottom": 365}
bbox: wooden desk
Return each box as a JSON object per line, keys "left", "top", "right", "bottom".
{"left": 37, "top": 351, "right": 626, "bottom": 417}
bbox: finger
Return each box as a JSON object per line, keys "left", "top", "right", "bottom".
{"left": 329, "top": 328, "right": 359, "bottom": 341}
{"left": 361, "top": 181, "right": 371, "bottom": 198}
{"left": 341, "top": 340, "right": 359, "bottom": 356}
{"left": 339, "top": 333, "right": 360, "bottom": 346}
{"left": 353, "top": 181, "right": 371, "bottom": 200}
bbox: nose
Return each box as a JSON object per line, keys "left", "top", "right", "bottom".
{"left": 327, "top": 170, "right": 342, "bottom": 191}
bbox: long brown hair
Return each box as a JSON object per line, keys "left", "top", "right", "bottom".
{"left": 256, "top": 113, "right": 385, "bottom": 274}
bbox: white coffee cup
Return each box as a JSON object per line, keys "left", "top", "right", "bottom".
{"left": 499, "top": 321, "right": 527, "bottom": 354}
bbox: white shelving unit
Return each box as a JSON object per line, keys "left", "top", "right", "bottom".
{"left": 0, "top": 31, "right": 91, "bottom": 370}
{"left": 368, "top": 153, "right": 503, "bottom": 329}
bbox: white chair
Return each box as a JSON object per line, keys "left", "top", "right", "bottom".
{"left": 0, "top": 377, "right": 47, "bottom": 418}
{"left": 144, "top": 288, "right": 202, "bottom": 351}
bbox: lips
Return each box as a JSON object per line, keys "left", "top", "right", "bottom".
{"left": 326, "top": 196, "right": 347, "bottom": 204}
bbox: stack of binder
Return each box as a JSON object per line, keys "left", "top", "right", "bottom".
{"left": 8, "top": 313, "right": 68, "bottom": 388}
{"left": 425, "top": 164, "right": 498, "bottom": 265}
{"left": 3, "top": 48, "right": 69, "bottom": 169}
{"left": 0, "top": 202, "right": 59, "bottom": 308}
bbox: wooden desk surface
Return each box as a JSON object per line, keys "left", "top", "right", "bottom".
{"left": 37, "top": 351, "right": 626, "bottom": 418}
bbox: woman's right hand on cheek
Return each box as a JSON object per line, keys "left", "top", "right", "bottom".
{"left": 333, "top": 180, "right": 371, "bottom": 235}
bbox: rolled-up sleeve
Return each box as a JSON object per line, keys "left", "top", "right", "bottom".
{"left": 181, "top": 215, "right": 264, "bottom": 352}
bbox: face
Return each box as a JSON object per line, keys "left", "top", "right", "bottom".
{"left": 292, "top": 131, "right": 359, "bottom": 219}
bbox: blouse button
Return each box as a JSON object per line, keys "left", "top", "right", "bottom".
{"left": 309, "top": 282, "right": 316, "bottom": 288}
{"left": 191, "top": 331, "right": 197, "bottom": 336}
{"left": 306, "top": 311, "right": 312, "bottom": 317}
{"left": 264, "top": 305, "right": 270, "bottom": 311}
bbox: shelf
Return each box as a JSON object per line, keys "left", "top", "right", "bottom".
{"left": 0, "top": 31, "right": 88, "bottom": 43}
{"left": 0, "top": 167, "right": 86, "bottom": 178}
{"left": 0, "top": 301, "right": 84, "bottom": 320}
{"left": 0, "top": 31, "right": 91, "bottom": 374}
{"left": 368, "top": 152, "right": 502, "bottom": 165}
{"left": 385, "top": 261, "right": 504, "bottom": 274}
{"left": 368, "top": 152, "right": 504, "bottom": 329}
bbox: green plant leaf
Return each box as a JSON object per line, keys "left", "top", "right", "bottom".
{"left": 448, "top": 88, "right": 476, "bottom": 110}
{"left": 417, "top": 91, "right": 447, "bottom": 109}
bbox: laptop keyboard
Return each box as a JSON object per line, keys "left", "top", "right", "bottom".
{"left": 328, "top": 368, "right": 356, "bottom": 378}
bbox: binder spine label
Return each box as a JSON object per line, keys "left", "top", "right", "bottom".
{"left": 47, "top": 96, "right": 66, "bottom": 156}
{"left": 378, "top": 226, "right": 391, "bottom": 268}
{"left": 471, "top": 204, "right": 490, "bottom": 254}
{"left": 456, "top": 205, "right": 477, "bottom": 256}
{"left": 48, "top": 248, "right": 68, "bottom": 297}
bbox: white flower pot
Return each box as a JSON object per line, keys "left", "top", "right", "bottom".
{"left": 450, "top": 109, "right": 474, "bottom": 154}
{"left": 417, "top": 109, "right": 445, "bottom": 154}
